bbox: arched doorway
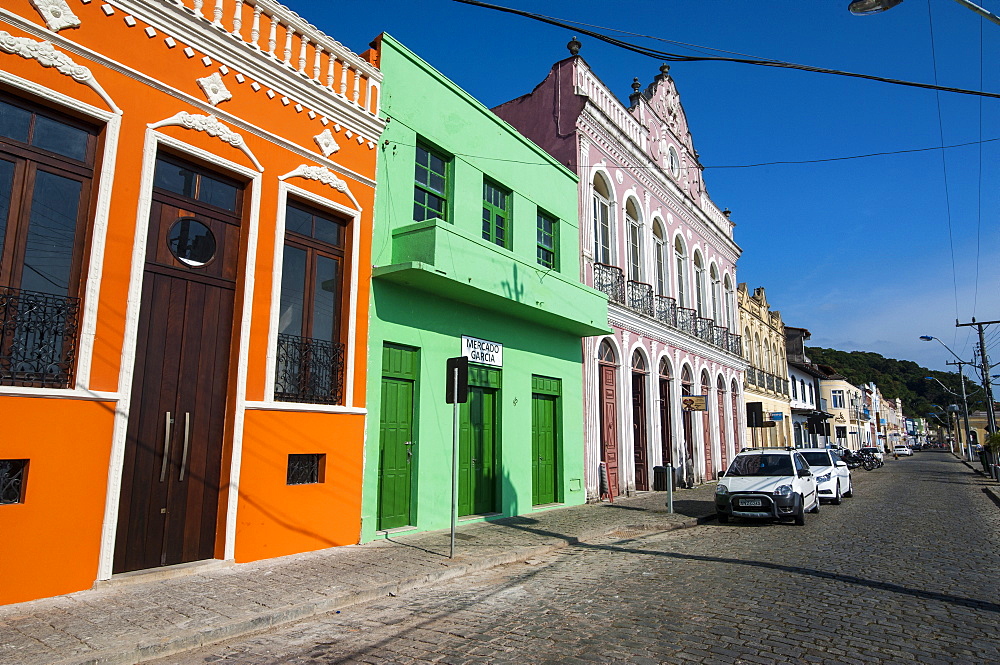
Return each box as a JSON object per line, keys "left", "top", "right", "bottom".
{"left": 681, "top": 366, "right": 694, "bottom": 486}
{"left": 658, "top": 358, "right": 673, "bottom": 469}
{"left": 717, "top": 376, "right": 729, "bottom": 473}
{"left": 701, "top": 371, "right": 714, "bottom": 481}
{"left": 631, "top": 350, "right": 649, "bottom": 491}
{"left": 598, "top": 339, "right": 620, "bottom": 497}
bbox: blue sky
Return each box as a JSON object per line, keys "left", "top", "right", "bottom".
{"left": 286, "top": 0, "right": 1000, "bottom": 373}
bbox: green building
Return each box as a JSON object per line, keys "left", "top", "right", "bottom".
{"left": 361, "top": 34, "right": 609, "bottom": 541}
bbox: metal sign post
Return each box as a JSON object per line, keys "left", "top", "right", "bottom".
{"left": 445, "top": 356, "right": 469, "bottom": 559}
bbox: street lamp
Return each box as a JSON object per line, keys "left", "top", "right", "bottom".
{"left": 921, "top": 335, "right": 975, "bottom": 461}
{"left": 848, "top": 0, "right": 1000, "bottom": 26}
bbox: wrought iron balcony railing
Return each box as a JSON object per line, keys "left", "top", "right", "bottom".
{"left": 593, "top": 263, "right": 625, "bottom": 304}
{"left": 592, "top": 264, "right": 743, "bottom": 357}
{"left": 0, "top": 287, "right": 80, "bottom": 389}
{"left": 275, "top": 333, "right": 345, "bottom": 405}
{"left": 626, "top": 280, "right": 654, "bottom": 317}
{"left": 654, "top": 295, "right": 676, "bottom": 327}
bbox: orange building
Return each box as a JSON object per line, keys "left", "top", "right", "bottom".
{"left": 0, "top": 0, "right": 382, "bottom": 605}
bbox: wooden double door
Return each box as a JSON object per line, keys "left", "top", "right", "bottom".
{"left": 115, "top": 178, "right": 242, "bottom": 573}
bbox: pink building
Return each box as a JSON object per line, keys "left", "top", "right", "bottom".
{"left": 494, "top": 42, "right": 747, "bottom": 498}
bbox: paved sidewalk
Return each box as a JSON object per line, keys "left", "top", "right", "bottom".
{"left": 0, "top": 485, "right": 718, "bottom": 665}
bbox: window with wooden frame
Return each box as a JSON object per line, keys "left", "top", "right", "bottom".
{"left": 275, "top": 200, "right": 349, "bottom": 405}
{"left": 0, "top": 95, "right": 99, "bottom": 388}
{"left": 481, "top": 179, "right": 510, "bottom": 249}
{"left": 536, "top": 210, "right": 557, "bottom": 269}
{"left": 414, "top": 143, "right": 449, "bottom": 222}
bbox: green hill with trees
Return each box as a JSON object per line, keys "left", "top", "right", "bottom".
{"left": 804, "top": 347, "right": 983, "bottom": 419}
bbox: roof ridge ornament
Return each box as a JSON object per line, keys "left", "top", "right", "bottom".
{"left": 567, "top": 36, "right": 581, "bottom": 56}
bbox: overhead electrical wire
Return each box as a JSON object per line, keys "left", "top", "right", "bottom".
{"left": 924, "top": 0, "right": 962, "bottom": 327}
{"left": 453, "top": 0, "right": 1000, "bottom": 100}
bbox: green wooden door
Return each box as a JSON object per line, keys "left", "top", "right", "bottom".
{"left": 458, "top": 367, "right": 499, "bottom": 517}
{"left": 378, "top": 344, "right": 417, "bottom": 530}
{"left": 531, "top": 393, "right": 558, "bottom": 505}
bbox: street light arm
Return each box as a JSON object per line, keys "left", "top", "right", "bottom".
{"left": 926, "top": 376, "right": 959, "bottom": 396}
{"left": 919, "top": 335, "right": 968, "bottom": 364}
{"left": 952, "top": 0, "right": 1000, "bottom": 27}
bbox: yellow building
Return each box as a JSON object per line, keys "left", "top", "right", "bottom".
{"left": 738, "top": 285, "right": 792, "bottom": 446}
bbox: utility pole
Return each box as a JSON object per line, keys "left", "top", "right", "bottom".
{"left": 956, "top": 318, "right": 999, "bottom": 434}
{"left": 945, "top": 360, "right": 974, "bottom": 461}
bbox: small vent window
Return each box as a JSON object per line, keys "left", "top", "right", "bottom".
{"left": 0, "top": 459, "right": 28, "bottom": 504}
{"left": 287, "top": 453, "right": 325, "bottom": 485}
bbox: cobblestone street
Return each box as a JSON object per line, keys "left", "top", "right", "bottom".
{"left": 150, "top": 451, "right": 1000, "bottom": 665}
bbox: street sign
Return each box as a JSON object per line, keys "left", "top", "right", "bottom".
{"left": 681, "top": 395, "right": 708, "bottom": 411}
{"left": 446, "top": 356, "right": 468, "bottom": 404}
{"left": 770, "top": 412, "right": 784, "bottom": 421}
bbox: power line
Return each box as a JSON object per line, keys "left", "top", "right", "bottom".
{"left": 453, "top": 0, "right": 1000, "bottom": 100}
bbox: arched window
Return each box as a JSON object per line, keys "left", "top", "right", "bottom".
{"left": 598, "top": 338, "right": 616, "bottom": 363}
{"left": 674, "top": 236, "right": 687, "bottom": 308}
{"left": 724, "top": 274, "right": 735, "bottom": 331}
{"left": 592, "top": 174, "right": 613, "bottom": 265}
{"left": 791, "top": 378, "right": 798, "bottom": 399}
{"left": 652, "top": 220, "right": 667, "bottom": 296}
{"left": 631, "top": 350, "right": 647, "bottom": 372}
{"left": 744, "top": 328, "right": 752, "bottom": 362}
{"left": 625, "top": 199, "right": 642, "bottom": 281}
{"left": 693, "top": 251, "right": 706, "bottom": 317}
{"left": 754, "top": 333, "right": 762, "bottom": 369}
{"left": 710, "top": 264, "right": 721, "bottom": 324}
{"left": 808, "top": 382, "right": 814, "bottom": 405}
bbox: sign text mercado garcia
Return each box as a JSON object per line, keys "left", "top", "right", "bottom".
{"left": 461, "top": 336, "right": 503, "bottom": 367}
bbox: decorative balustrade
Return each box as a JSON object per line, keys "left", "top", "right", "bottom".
{"left": 275, "top": 333, "right": 345, "bottom": 405}
{"left": 171, "top": 0, "right": 380, "bottom": 116}
{"left": 766, "top": 373, "right": 775, "bottom": 391}
{"left": 626, "top": 280, "right": 654, "bottom": 317}
{"left": 593, "top": 263, "right": 625, "bottom": 304}
{"left": 0, "top": 287, "right": 80, "bottom": 389}
{"left": 576, "top": 66, "right": 644, "bottom": 148}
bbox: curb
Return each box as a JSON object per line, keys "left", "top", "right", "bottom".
{"left": 52, "top": 514, "right": 712, "bottom": 665}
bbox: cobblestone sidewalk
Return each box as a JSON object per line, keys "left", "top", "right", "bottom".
{"left": 0, "top": 485, "right": 717, "bottom": 665}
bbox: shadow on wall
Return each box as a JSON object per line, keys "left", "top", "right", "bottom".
{"left": 500, "top": 263, "right": 525, "bottom": 304}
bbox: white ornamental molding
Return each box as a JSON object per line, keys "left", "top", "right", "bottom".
{"left": 148, "top": 112, "right": 263, "bottom": 172}
{"left": 313, "top": 128, "right": 340, "bottom": 157}
{"left": 29, "top": 0, "right": 81, "bottom": 31}
{"left": 279, "top": 165, "right": 349, "bottom": 193}
{"left": 196, "top": 72, "right": 232, "bottom": 106}
{"left": 0, "top": 31, "right": 119, "bottom": 113}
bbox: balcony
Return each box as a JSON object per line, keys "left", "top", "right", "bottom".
{"left": 626, "top": 280, "right": 654, "bottom": 317}
{"left": 274, "top": 333, "right": 345, "bottom": 405}
{"left": 593, "top": 264, "right": 742, "bottom": 356}
{"left": 0, "top": 287, "right": 80, "bottom": 389}
{"left": 593, "top": 263, "right": 625, "bottom": 304}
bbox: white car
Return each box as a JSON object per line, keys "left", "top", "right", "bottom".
{"left": 799, "top": 448, "right": 853, "bottom": 504}
{"left": 716, "top": 448, "right": 820, "bottom": 526}
{"left": 893, "top": 445, "right": 913, "bottom": 457}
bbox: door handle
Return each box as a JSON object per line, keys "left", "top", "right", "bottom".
{"left": 179, "top": 412, "right": 191, "bottom": 481}
{"left": 160, "top": 412, "right": 173, "bottom": 482}
{"left": 404, "top": 441, "right": 414, "bottom": 462}
{"left": 471, "top": 457, "right": 477, "bottom": 466}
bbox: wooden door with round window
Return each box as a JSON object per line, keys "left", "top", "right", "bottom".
{"left": 114, "top": 156, "right": 243, "bottom": 574}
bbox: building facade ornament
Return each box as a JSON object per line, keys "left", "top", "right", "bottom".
{"left": 28, "top": 0, "right": 81, "bottom": 32}
{"left": 279, "top": 164, "right": 349, "bottom": 193}
{"left": 313, "top": 128, "right": 340, "bottom": 156}
{"left": 196, "top": 72, "right": 232, "bottom": 106}
{"left": 0, "top": 31, "right": 119, "bottom": 112}
{"left": 148, "top": 112, "right": 263, "bottom": 171}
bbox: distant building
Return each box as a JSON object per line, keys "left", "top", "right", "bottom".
{"left": 738, "top": 286, "right": 791, "bottom": 447}
{"left": 784, "top": 327, "right": 832, "bottom": 447}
